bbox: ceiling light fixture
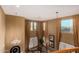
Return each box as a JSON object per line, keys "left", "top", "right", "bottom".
{"left": 15, "top": 5, "right": 20, "bottom": 16}
{"left": 56, "top": 12, "right": 59, "bottom": 18}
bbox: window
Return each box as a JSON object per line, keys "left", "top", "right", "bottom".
{"left": 31, "top": 22, "right": 33, "bottom": 31}
{"left": 61, "top": 19, "right": 73, "bottom": 33}
{"left": 34, "top": 22, "right": 37, "bottom": 31}
{"left": 30, "top": 22, "right": 37, "bottom": 31}
{"left": 43, "top": 22, "right": 46, "bottom": 31}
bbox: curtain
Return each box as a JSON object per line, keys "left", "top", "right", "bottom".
{"left": 36, "top": 22, "right": 43, "bottom": 51}
{"left": 25, "top": 20, "right": 30, "bottom": 52}
{"left": 37, "top": 22, "right": 43, "bottom": 38}
{"left": 56, "top": 19, "right": 61, "bottom": 50}
{"left": 73, "top": 15, "right": 79, "bottom": 47}
{"left": 44, "top": 21, "right": 49, "bottom": 48}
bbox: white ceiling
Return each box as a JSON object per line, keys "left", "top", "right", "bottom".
{"left": 1, "top": 5, "right": 79, "bottom": 21}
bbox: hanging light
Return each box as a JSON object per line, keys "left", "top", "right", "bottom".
{"left": 56, "top": 12, "right": 59, "bottom": 19}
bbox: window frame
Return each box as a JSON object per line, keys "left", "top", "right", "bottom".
{"left": 30, "top": 21, "right": 37, "bottom": 31}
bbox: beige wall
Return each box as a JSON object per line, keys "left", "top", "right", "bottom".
{"left": 47, "top": 20, "right": 57, "bottom": 35}
{"left": 47, "top": 20, "right": 57, "bottom": 49}
{"left": 0, "top": 7, "right": 5, "bottom": 52}
{"left": 61, "top": 33, "right": 74, "bottom": 45}
{"left": 5, "top": 15, "right": 25, "bottom": 52}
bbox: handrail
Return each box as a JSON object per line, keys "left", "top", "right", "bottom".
{"left": 48, "top": 47, "right": 79, "bottom": 53}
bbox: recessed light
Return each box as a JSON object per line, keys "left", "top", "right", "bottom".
{"left": 56, "top": 12, "right": 59, "bottom": 14}
{"left": 16, "top": 5, "right": 20, "bottom": 8}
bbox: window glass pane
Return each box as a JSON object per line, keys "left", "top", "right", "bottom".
{"left": 34, "top": 22, "right": 37, "bottom": 30}
{"left": 61, "top": 19, "right": 73, "bottom": 33}
{"left": 30, "top": 22, "right": 33, "bottom": 31}
{"left": 43, "top": 22, "right": 46, "bottom": 31}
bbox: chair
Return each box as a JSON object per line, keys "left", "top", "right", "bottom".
{"left": 10, "top": 46, "right": 20, "bottom": 53}
{"left": 28, "top": 37, "right": 39, "bottom": 53}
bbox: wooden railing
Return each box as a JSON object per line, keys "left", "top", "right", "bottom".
{"left": 48, "top": 47, "right": 79, "bottom": 53}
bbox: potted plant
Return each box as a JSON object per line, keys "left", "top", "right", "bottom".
{"left": 39, "top": 37, "right": 44, "bottom": 46}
